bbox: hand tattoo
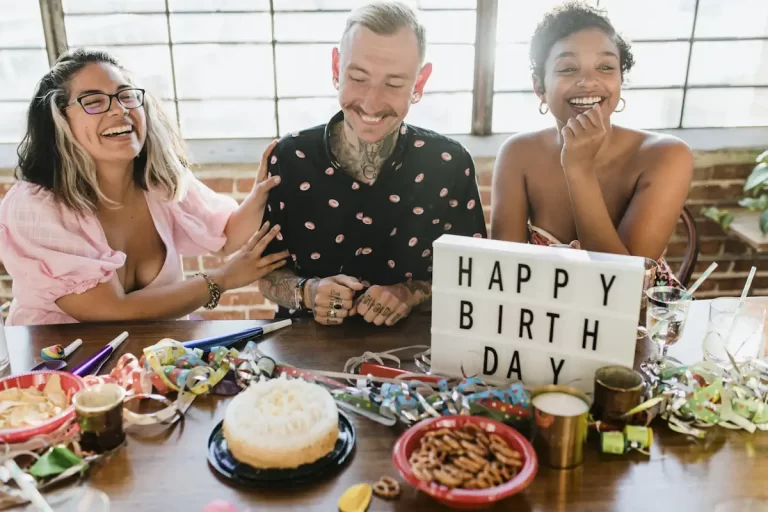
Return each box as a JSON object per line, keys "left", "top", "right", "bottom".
{"left": 373, "top": 304, "right": 382, "bottom": 314}
{"left": 381, "top": 307, "right": 391, "bottom": 317}
{"left": 257, "top": 268, "right": 301, "bottom": 309}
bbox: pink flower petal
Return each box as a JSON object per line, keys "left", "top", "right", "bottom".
{"left": 300, "top": 182, "right": 310, "bottom": 191}
{"left": 441, "top": 152, "right": 452, "bottom": 161}
{"left": 444, "top": 223, "right": 452, "bottom": 230}
{"left": 413, "top": 207, "right": 424, "bottom": 215}
{"left": 422, "top": 249, "right": 431, "bottom": 257}
{"left": 311, "top": 252, "right": 321, "bottom": 259}
{"left": 415, "top": 173, "right": 424, "bottom": 183}
{"left": 390, "top": 227, "right": 397, "bottom": 236}
{"left": 389, "top": 195, "right": 400, "bottom": 203}
{"left": 329, "top": 199, "right": 339, "bottom": 208}
{"left": 291, "top": 131, "right": 300, "bottom": 137}
{"left": 362, "top": 247, "right": 372, "bottom": 255}
{"left": 352, "top": 182, "right": 360, "bottom": 190}
{"left": 440, "top": 188, "right": 448, "bottom": 197}
{"left": 414, "top": 140, "right": 425, "bottom": 148}
{"left": 305, "top": 221, "right": 315, "bottom": 230}
{"left": 291, "top": 253, "right": 297, "bottom": 261}
{"left": 473, "top": 233, "right": 483, "bottom": 238}
{"left": 279, "top": 201, "right": 285, "bottom": 210}
{"left": 270, "top": 156, "right": 277, "bottom": 165}
{"left": 295, "top": 150, "right": 305, "bottom": 158}
{"left": 449, "top": 199, "right": 458, "bottom": 207}
{"left": 356, "top": 212, "right": 364, "bottom": 220}
{"left": 395, "top": 163, "right": 403, "bottom": 171}
{"left": 363, "top": 217, "right": 373, "bottom": 225}
{"left": 400, "top": 125, "right": 407, "bottom": 135}
{"left": 355, "top": 248, "right": 362, "bottom": 256}
{"left": 467, "top": 199, "right": 476, "bottom": 209}
{"left": 465, "top": 168, "right": 470, "bottom": 176}
{"left": 432, "top": 218, "right": 440, "bottom": 224}
{"left": 405, "top": 272, "right": 413, "bottom": 279}
{"left": 388, "top": 260, "right": 396, "bottom": 268}
{"left": 409, "top": 237, "right": 418, "bottom": 247}
{"left": 335, "top": 234, "right": 345, "bottom": 243}
{"left": 325, "top": 167, "right": 334, "bottom": 175}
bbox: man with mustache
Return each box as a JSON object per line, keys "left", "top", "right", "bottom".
{"left": 258, "top": 1, "right": 487, "bottom": 326}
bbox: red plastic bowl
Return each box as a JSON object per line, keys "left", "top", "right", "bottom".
{"left": 0, "top": 371, "right": 85, "bottom": 444}
{"left": 393, "top": 416, "right": 538, "bottom": 510}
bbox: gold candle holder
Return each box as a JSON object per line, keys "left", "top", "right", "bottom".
{"left": 530, "top": 385, "right": 591, "bottom": 469}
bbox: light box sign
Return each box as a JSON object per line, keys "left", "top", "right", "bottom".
{"left": 430, "top": 235, "right": 644, "bottom": 393}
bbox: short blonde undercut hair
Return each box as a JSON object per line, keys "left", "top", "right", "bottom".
{"left": 341, "top": 1, "right": 427, "bottom": 64}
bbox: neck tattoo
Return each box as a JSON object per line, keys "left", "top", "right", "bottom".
{"left": 330, "top": 120, "right": 398, "bottom": 185}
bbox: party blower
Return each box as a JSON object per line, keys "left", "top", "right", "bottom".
{"left": 72, "top": 332, "right": 129, "bottom": 377}
{"left": 181, "top": 319, "right": 292, "bottom": 350}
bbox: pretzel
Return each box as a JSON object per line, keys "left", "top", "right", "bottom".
{"left": 373, "top": 476, "right": 401, "bottom": 499}
{"left": 407, "top": 424, "right": 523, "bottom": 490}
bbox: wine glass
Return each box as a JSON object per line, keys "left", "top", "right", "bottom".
{"left": 646, "top": 286, "right": 691, "bottom": 359}
{"left": 636, "top": 258, "right": 659, "bottom": 339}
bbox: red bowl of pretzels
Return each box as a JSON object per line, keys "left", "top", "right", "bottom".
{"left": 392, "top": 415, "right": 537, "bottom": 510}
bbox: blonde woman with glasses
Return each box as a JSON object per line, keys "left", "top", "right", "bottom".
{"left": 0, "top": 49, "right": 288, "bottom": 326}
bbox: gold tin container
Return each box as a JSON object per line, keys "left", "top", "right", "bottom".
{"left": 530, "top": 385, "right": 591, "bottom": 469}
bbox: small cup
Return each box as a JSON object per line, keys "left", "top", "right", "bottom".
{"left": 73, "top": 383, "right": 126, "bottom": 453}
{"left": 530, "top": 385, "right": 591, "bottom": 469}
{"left": 592, "top": 366, "right": 645, "bottom": 425}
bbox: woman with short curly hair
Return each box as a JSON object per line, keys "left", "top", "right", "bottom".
{"left": 491, "top": 2, "right": 692, "bottom": 286}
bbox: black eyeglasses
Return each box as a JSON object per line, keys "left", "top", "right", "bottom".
{"left": 66, "top": 88, "right": 145, "bottom": 115}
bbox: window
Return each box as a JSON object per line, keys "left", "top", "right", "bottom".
{"left": 0, "top": 0, "right": 766, "bottom": 148}
{"left": 492, "top": 0, "right": 768, "bottom": 131}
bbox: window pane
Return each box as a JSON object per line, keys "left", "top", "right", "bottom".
{"left": 496, "top": 0, "right": 598, "bottom": 43}
{"left": 406, "top": 92, "right": 471, "bottom": 133}
{"left": 420, "top": 11, "right": 476, "bottom": 44}
{"left": 695, "top": 0, "right": 768, "bottom": 38}
{"left": 0, "top": 2, "right": 46, "bottom": 47}
{"left": 100, "top": 46, "right": 175, "bottom": 99}
{"left": 625, "top": 42, "right": 689, "bottom": 88}
{"left": 274, "top": 12, "right": 346, "bottom": 42}
{"left": 0, "top": 102, "right": 29, "bottom": 144}
{"left": 178, "top": 100, "right": 275, "bottom": 138}
{"left": 688, "top": 41, "right": 768, "bottom": 87}
{"left": 0, "top": 50, "right": 49, "bottom": 101}
{"left": 426, "top": 45, "right": 474, "bottom": 92}
{"left": 161, "top": 101, "right": 178, "bottom": 128}
{"left": 683, "top": 88, "right": 768, "bottom": 128}
{"left": 599, "top": 0, "right": 695, "bottom": 40}
{"left": 494, "top": 43, "right": 531, "bottom": 91}
{"left": 173, "top": 45, "right": 274, "bottom": 99}
{"left": 170, "top": 13, "right": 272, "bottom": 43}
{"left": 63, "top": 0, "right": 165, "bottom": 13}
{"left": 275, "top": 45, "right": 335, "bottom": 97}
{"left": 616, "top": 89, "right": 683, "bottom": 129}
{"left": 273, "top": 0, "right": 475, "bottom": 9}
{"left": 65, "top": 14, "right": 168, "bottom": 45}
{"left": 492, "top": 93, "right": 550, "bottom": 132}
{"left": 169, "top": 0, "right": 270, "bottom": 11}
{"left": 278, "top": 97, "right": 339, "bottom": 133}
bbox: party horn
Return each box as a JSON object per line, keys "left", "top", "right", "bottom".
{"left": 41, "top": 339, "right": 83, "bottom": 361}
{"left": 182, "top": 319, "right": 292, "bottom": 350}
{"left": 72, "top": 332, "right": 129, "bottom": 377}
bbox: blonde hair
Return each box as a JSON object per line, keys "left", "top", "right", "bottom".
{"left": 17, "top": 48, "right": 188, "bottom": 212}
{"left": 341, "top": 1, "right": 427, "bottom": 63}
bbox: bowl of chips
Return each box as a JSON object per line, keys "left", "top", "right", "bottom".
{"left": 392, "top": 415, "right": 537, "bottom": 510}
{"left": 0, "top": 371, "right": 85, "bottom": 444}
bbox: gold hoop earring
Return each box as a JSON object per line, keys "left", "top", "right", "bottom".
{"left": 615, "top": 97, "right": 626, "bottom": 113}
{"left": 539, "top": 102, "right": 549, "bottom": 115}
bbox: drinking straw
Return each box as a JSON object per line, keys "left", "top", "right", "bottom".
{"left": 729, "top": 266, "right": 757, "bottom": 358}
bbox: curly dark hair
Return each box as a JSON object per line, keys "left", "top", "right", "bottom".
{"left": 529, "top": 2, "right": 634, "bottom": 90}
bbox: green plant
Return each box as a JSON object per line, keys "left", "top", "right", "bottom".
{"left": 703, "top": 149, "right": 768, "bottom": 235}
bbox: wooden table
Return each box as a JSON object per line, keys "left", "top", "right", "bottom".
{"left": 5, "top": 315, "right": 768, "bottom": 512}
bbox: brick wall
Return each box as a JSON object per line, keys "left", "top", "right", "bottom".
{"left": 1, "top": 149, "right": 766, "bottom": 320}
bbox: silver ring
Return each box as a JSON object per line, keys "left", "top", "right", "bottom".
{"left": 330, "top": 309, "right": 337, "bottom": 319}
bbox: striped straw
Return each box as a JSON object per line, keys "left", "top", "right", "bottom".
{"left": 729, "top": 266, "right": 757, "bottom": 357}
{"left": 680, "top": 262, "right": 718, "bottom": 301}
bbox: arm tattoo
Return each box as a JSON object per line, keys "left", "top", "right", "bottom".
{"left": 404, "top": 280, "right": 432, "bottom": 310}
{"left": 330, "top": 120, "right": 398, "bottom": 184}
{"left": 257, "top": 268, "right": 302, "bottom": 309}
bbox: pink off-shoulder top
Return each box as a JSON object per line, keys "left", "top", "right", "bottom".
{"left": 0, "top": 171, "right": 238, "bottom": 326}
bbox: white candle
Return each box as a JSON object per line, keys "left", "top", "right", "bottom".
{"left": 532, "top": 392, "right": 589, "bottom": 417}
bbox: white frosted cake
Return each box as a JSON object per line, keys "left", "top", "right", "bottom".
{"left": 223, "top": 375, "right": 339, "bottom": 469}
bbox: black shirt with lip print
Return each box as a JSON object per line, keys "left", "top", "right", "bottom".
{"left": 262, "top": 110, "right": 488, "bottom": 307}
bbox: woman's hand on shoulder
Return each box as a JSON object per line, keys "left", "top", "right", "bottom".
{"left": 248, "top": 139, "right": 281, "bottom": 208}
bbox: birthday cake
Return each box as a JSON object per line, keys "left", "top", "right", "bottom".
{"left": 223, "top": 375, "right": 339, "bottom": 469}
